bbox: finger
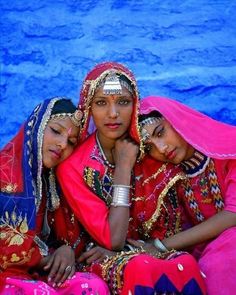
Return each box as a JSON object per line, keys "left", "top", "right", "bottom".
{"left": 47, "top": 257, "right": 61, "bottom": 284}
{"left": 78, "top": 250, "right": 94, "bottom": 263}
{"left": 127, "top": 238, "right": 144, "bottom": 247}
{"left": 52, "top": 261, "right": 66, "bottom": 286}
{"left": 86, "top": 251, "right": 101, "bottom": 265}
{"left": 44, "top": 255, "right": 54, "bottom": 271}
{"left": 57, "top": 264, "right": 75, "bottom": 287}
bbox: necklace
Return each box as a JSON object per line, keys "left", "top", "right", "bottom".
{"left": 96, "top": 133, "right": 115, "bottom": 169}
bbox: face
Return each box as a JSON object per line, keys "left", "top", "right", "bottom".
{"left": 143, "top": 118, "right": 194, "bottom": 164}
{"left": 42, "top": 117, "right": 79, "bottom": 168}
{"left": 91, "top": 86, "right": 133, "bottom": 144}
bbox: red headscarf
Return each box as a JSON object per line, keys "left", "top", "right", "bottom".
{"left": 78, "top": 61, "right": 142, "bottom": 147}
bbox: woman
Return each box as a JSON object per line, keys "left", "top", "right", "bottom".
{"left": 0, "top": 97, "right": 109, "bottom": 294}
{"left": 57, "top": 62, "right": 206, "bottom": 294}
{"left": 138, "top": 95, "right": 236, "bottom": 295}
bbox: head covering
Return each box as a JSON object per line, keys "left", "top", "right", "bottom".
{"left": 78, "top": 61, "right": 141, "bottom": 145}
{"left": 0, "top": 97, "right": 78, "bottom": 234}
{"left": 140, "top": 96, "right": 236, "bottom": 159}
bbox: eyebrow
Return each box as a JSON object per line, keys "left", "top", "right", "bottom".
{"left": 152, "top": 123, "right": 162, "bottom": 137}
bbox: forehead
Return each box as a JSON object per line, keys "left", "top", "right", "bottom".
{"left": 48, "top": 117, "right": 79, "bottom": 134}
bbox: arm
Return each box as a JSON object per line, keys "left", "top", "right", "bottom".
{"left": 57, "top": 138, "right": 138, "bottom": 251}
{"left": 163, "top": 159, "right": 236, "bottom": 250}
{"left": 162, "top": 210, "right": 236, "bottom": 250}
{"left": 109, "top": 138, "right": 139, "bottom": 250}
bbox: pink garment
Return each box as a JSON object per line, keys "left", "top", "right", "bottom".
{"left": 140, "top": 96, "right": 236, "bottom": 294}
{"left": 198, "top": 227, "right": 236, "bottom": 295}
{"left": 140, "top": 96, "right": 236, "bottom": 159}
{"left": 1, "top": 272, "right": 109, "bottom": 295}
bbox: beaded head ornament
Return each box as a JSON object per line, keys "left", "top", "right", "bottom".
{"left": 50, "top": 109, "right": 83, "bottom": 128}
{"left": 78, "top": 62, "right": 143, "bottom": 155}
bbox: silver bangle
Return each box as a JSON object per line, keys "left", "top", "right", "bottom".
{"left": 153, "top": 238, "right": 168, "bottom": 253}
{"left": 111, "top": 184, "right": 130, "bottom": 207}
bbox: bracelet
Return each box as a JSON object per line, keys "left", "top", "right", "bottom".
{"left": 111, "top": 184, "right": 130, "bottom": 207}
{"left": 153, "top": 238, "right": 168, "bottom": 253}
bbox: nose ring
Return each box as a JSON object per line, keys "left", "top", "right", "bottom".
{"left": 115, "top": 112, "right": 119, "bottom": 117}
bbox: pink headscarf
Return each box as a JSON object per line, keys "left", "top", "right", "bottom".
{"left": 140, "top": 96, "right": 236, "bottom": 159}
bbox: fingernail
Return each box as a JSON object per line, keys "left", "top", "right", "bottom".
{"left": 48, "top": 277, "right": 51, "bottom": 282}
{"left": 57, "top": 282, "right": 61, "bottom": 287}
{"left": 52, "top": 283, "right": 56, "bottom": 288}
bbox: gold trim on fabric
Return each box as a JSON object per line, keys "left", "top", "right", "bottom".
{"left": 142, "top": 163, "right": 167, "bottom": 186}
{"left": 1, "top": 183, "right": 18, "bottom": 193}
{"left": 0, "top": 248, "right": 35, "bottom": 270}
{"left": 36, "top": 98, "right": 61, "bottom": 212}
{"left": 143, "top": 173, "right": 186, "bottom": 234}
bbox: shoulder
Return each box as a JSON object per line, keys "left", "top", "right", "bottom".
{"left": 57, "top": 133, "right": 100, "bottom": 172}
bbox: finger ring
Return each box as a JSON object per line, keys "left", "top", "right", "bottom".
{"left": 103, "top": 255, "right": 109, "bottom": 263}
{"left": 65, "top": 265, "right": 72, "bottom": 272}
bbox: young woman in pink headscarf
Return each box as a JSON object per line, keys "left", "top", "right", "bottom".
{"left": 136, "top": 95, "right": 236, "bottom": 295}
{"left": 57, "top": 63, "right": 206, "bottom": 295}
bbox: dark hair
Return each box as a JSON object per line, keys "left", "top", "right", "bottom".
{"left": 51, "top": 99, "right": 76, "bottom": 115}
{"left": 139, "top": 110, "right": 162, "bottom": 123}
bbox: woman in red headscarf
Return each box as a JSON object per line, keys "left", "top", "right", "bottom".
{"left": 0, "top": 97, "right": 109, "bottom": 294}
{"left": 137, "top": 95, "right": 236, "bottom": 295}
{"left": 57, "top": 62, "right": 206, "bottom": 295}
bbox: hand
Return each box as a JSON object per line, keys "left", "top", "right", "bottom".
{"left": 77, "top": 245, "right": 115, "bottom": 265}
{"left": 43, "top": 245, "right": 75, "bottom": 287}
{"left": 113, "top": 137, "right": 139, "bottom": 170}
{"left": 127, "top": 238, "right": 159, "bottom": 256}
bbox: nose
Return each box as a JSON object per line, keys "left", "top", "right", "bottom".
{"left": 108, "top": 103, "right": 119, "bottom": 119}
{"left": 153, "top": 139, "right": 168, "bottom": 154}
{"left": 57, "top": 136, "right": 68, "bottom": 150}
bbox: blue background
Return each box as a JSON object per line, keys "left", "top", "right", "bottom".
{"left": 1, "top": 0, "right": 236, "bottom": 148}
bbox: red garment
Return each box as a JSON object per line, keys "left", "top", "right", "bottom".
{"left": 0, "top": 98, "right": 87, "bottom": 288}
{"left": 129, "top": 155, "right": 186, "bottom": 241}
{"left": 88, "top": 252, "right": 206, "bottom": 295}
{"left": 140, "top": 95, "right": 236, "bottom": 295}
{"left": 57, "top": 64, "right": 206, "bottom": 294}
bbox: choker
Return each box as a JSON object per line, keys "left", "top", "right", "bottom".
{"left": 96, "top": 133, "right": 115, "bottom": 169}
{"left": 181, "top": 150, "right": 209, "bottom": 177}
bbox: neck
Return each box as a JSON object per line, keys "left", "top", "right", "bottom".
{"left": 96, "top": 132, "right": 116, "bottom": 164}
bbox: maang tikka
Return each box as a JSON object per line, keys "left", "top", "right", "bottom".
{"left": 103, "top": 73, "right": 122, "bottom": 95}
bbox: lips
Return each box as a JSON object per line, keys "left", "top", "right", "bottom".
{"left": 104, "top": 123, "right": 121, "bottom": 129}
{"left": 166, "top": 149, "right": 176, "bottom": 160}
{"left": 50, "top": 149, "right": 61, "bottom": 159}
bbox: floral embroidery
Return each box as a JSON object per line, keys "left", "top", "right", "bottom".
{"left": 0, "top": 210, "right": 29, "bottom": 246}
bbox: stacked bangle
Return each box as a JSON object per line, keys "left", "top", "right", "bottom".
{"left": 153, "top": 238, "right": 168, "bottom": 253}
{"left": 111, "top": 184, "right": 130, "bottom": 207}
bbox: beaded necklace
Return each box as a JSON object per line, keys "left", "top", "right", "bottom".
{"left": 96, "top": 132, "right": 115, "bottom": 169}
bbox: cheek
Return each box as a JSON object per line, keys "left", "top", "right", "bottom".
{"left": 149, "top": 148, "right": 163, "bottom": 161}
{"left": 121, "top": 107, "right": 133, "bottom": 123}
{"left": 60, "top": 146, "right": 74, "bottom": 163}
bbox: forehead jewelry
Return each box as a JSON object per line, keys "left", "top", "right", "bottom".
{"left": 139, "top": 117, "right": 162, "bottom": 142}
{"left": 103, "top": 73, "right": 122, "bottom": 95}
{"left": 50, "top": 109, "right": 83, "bottom": 128}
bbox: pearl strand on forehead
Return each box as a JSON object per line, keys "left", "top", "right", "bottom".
{"left": 96, "top": 132, "right": 115, "bottom": 169}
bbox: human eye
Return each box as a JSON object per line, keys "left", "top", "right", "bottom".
{"left": 154, "top": 126, "right": 164, "bottom": 137}
{"left": 118, "top": 97, "right": 132, "bottom": 105}
{"left": 93, "top": 98, "right": 106, "bottom": 106}
{"left": 68, "top": 138, "right": 77, "bottom": 146}
{"left": 50, "top": 126, "right": 60, "bottom": 134}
